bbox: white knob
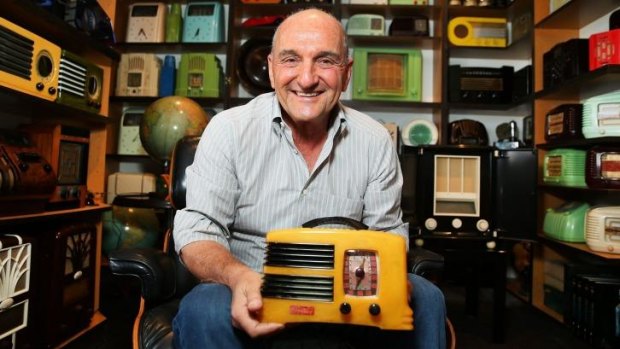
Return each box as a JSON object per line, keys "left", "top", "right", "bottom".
{"left": 477, "top": 219, "right": 489, "bottom": 232}
{"left": 486, "top": 240, "right": 496, "bottom": 250}
{"left": 74, "top": 270, "right": 83, "bottom": 280}
{"left": 452, "top": 218, "right": 462, "bottom": 229}
{"left": 415, "top": 238, "right": 424, "bottom": 247}
{"left": 0, "top": 298, "right": 14, "bottom": 310}
{"left": 425, "top": 218, "right": 438, "bottom": 231}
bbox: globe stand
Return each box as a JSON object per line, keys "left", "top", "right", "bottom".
{"left": 156, "top": 160, "right": 171, "bottom": 202}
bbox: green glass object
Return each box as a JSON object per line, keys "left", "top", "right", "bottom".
{"left": 165, "top": 4, "right": 183, "bottom": 43}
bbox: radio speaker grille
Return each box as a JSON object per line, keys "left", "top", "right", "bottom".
{"left": 262, "top": 274, "right": 334, "bottom": 301}
{"left": 264, "top": 243, "right": 335, "bottom": 269}
{"left": 585, "top": 215, "right": 602, "bottom": 241}
{"left": 0, "top": 25, "right": 34, "bottom": 80}
{"left": 59, "top": 57, "right": 87, "bottom": 97}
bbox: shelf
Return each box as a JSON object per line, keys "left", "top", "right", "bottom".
{"left": 341, "top": 4, "right": 442, "bottom": 19}
{"left": 0, "top": 204, "right": 111, "bottom": 226}
{"left": 535, "top": 0, "right": 619, "bottom": 29}
{"left": 535, "top": 65, "right": 620, "bottom": 100}
{"left": 537, "top": 137, "right": 620, "bottom": 149}
{"left": 448, "top": 31, "right": 532, "bottom": 60}
{"left": 538, "top": 234, "right": 620, "bottom": 261}
{"left": 114, "top": 42, "right": 228, "bottom": 54}
{"left": 348, "top": 35, "right": 438, "bottom": 49}
{"left": 340, "top": 100, "right": 441, "bottom": 112}
{"left": 236, "top": 3, "right": 334, "bottom": 17}
{"left": 3, "top": 0, "right": 119, "bottom": 61}
{"left": 448, "top": 97, "right": 533, "bottom": 116}
{"left": 110, "top": 96, "right": 225, "bottom": 107}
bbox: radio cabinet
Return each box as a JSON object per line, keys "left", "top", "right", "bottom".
{"left": 0, "top": 235, "right": 31, "bottom": 348}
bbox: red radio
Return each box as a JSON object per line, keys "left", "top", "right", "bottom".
{"left": 589, "top": 29, "right": 620, "bottom": 71}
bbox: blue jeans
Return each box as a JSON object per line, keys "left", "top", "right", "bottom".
{"left": 173, "top": 274, "right": 446, "bottom": 349}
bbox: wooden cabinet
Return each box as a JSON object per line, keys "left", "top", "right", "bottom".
{"left": 1, "top": 0, "right": 116, "bottom": 347}
{"left": 531, "top": 0, "right": 620, "bottom": 338}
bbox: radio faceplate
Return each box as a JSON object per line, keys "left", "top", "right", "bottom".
{"left": 448, "top": 65, "right": 514, "bottom": 104}
{"left": 182, "top": 2, "right": 225, "bottom": 43}
{"left": 448, "top": 17, "right": 507, "bottom": 47}
{"left": 116, "top": 54, "right": 161, "bottom": 97}
{"left": 125, "top": 2, "right": 167, "bottom": 43}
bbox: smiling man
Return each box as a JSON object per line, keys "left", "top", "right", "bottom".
{"left": 172, "top": 8, "right": 446, "bottom": 349}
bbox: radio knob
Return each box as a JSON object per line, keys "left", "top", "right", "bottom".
{"left": 36, "top": 82, "right": 44, "bottom": 91}
{"left": 451, "top": 218, "right": 462, "bottom": 229}
{"left": 424, "top": 218, "right": 437, "bottom": 231}
{"left": 476, "top": 219, "right": 489, "bottom": 232}
{"left": 48, "top": 86, "right": 56, "bottom": 95}
{"left": 339, "top": 302, "right": 351, "bottom": 315}
{"left": 369, "top": 304, "right": 381, "bottom": 316}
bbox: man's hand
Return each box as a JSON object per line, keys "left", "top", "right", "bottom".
{"left": 229, "top": 269, "right": 284, "bottom": 338}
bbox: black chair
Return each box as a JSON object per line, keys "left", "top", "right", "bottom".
{"left": 108, "top": 136, "right": 449, "bottom": 349}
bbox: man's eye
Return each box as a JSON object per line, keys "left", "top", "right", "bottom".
{"left": 317, "top": 59, "right": 339, "bottom": 68}
{"left": 280, "top": 57, "right": 299, "bottom": 65}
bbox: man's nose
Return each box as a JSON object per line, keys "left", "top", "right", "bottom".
{"left": 297, "top": 61, "right": 319, "bottom": 88}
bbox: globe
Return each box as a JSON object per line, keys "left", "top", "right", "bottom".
{"left": 140, "top": 96, "right": 209, "bottom": 163}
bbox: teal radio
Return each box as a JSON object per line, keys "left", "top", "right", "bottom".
{"left": 352, "top": 48, "right": 422, "bottom": 102}
{"left": 582, "top": 90, "right": 620, "bottom": 139}
{"left": 182, "top": 2, "right": 225, "bottom": 43}
{"left": 543, "top": 148, "right": 587, "bottom": 187}
{"left": 346, "top": 14, "right": 385, "bottom": 36}
{"left": 543, "top": 201, "right": 590, "bottom": 242}
{"left": 175, "top": 53, "right": 223, "bottom": 97}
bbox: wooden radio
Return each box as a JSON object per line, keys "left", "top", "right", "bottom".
{"left": 260, "top": 228, "right": 413, "bottom": 330}
{"left": 544, "top": 104, "right": 584, "bottom": 142}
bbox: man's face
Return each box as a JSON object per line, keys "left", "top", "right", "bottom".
{"left": 268, "top": 14, "right": 352, "bottom": 124}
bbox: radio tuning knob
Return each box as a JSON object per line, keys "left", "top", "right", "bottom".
{"left": 369, "top": 304, "right": 381, "bottom": 316}
{"left": 476, "top": 219, "right": 489, "bottom": 232}
{"left": 424, "top": 218, "right": 437, "bottom": 231}
{"left": 36, "top": 82, "right": 44, "bottom": 91}
{"left": 340, "top": 302, "right": 351, "bottom": 315}
{"left": 48, "top": 86, "right": 56, "bottom": 95}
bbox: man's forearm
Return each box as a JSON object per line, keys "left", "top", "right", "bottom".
{"left": 180, "top": 240, "right": 255, "bottom": 288}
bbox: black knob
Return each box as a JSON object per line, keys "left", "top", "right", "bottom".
{"left": 18, "top": 162, "right": 28, "bottom": 172}
{"left": 48, "top": 87, "right": 56, "bottom": 95}
{"left": 355, "top": 267, "right": 365, "bottom": 278}
{"left": 369, "top": 304, "right": 381, "bottom": 316}
{"left": 339, "top": 302, "right": 351, "bottom": 315}
{"left": 36, "top": 82, "right": 44, "bottom": 91}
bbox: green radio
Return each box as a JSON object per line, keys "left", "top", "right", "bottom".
{"left": 352, "top": 47, "right": 422, "bottom": 102}
{"left": 57, "top": 50, "right": 104, "bottom": 113}
{"left": 175, "top": 53, "right": 223, "bottom": 97}
{"left": 543, "top": 148, "right": 587, "bottom": 187}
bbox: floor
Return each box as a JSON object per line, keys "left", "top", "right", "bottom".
{"left": 61, "top": 267, "right": 594, "bottom": 349}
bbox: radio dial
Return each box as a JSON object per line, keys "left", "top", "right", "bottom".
{"left": 476, "top": 219, "right": 489, "bottom": 232}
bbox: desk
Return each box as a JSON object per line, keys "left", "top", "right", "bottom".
{"left": 418, "top": 237, "right": 508, "bottom": 343}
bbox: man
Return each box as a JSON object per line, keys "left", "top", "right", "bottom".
{"left": 173, "top": 8, "right": 446, "bottom": 348}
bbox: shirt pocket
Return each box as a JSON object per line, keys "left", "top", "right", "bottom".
{"left": 301, "top": 190, "right": 364, "bottom": 224}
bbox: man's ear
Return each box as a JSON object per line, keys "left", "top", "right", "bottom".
{"left": 342, "top": 58, "right": 353, "bottom": 92}
{"left": 268, "top": 53, "right": 275, "bottom": 88}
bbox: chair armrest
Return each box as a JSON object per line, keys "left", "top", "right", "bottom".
{"left": 108, "top": 248, "right": 177, "bottom": 303}
{"left": 408, "top": 247, "right": 444, "bottom": 278}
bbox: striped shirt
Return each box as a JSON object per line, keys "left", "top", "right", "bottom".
{"left": 173, "top": 92, "right": 408, "bottom": 272}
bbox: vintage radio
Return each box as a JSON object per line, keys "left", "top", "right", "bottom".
{"left": 402, "top": 145, "right": 493, "bottom": 236}
{"left": 448, "top": 65, "right": 514, "bottom": 104}
{"left": 389, "top": 0, "right": 427, "bottom": 4}
{"left": 589, "top": 29, "right": 620, "bottom": 71}
{"left": 21, "top": 124, "right": 90, "bottom": 209}
{"left": 118, "top": 108, "right": 148, "bottom": 156}
{"left": 352, "top": 48, "right": 422, "bottom": 102}
{"left": 586, "top": 146, "right": 620, "bottom": 189}
{"left": 241, "top": 0, "right": 281, "bottom": 3}
{"left": 0, "top": 130, "right": 57, "bottom": 216}
{"left": 71, "top": 0, "right": 116, "bottom": 43}
{"left": 0, "top": 234, "right": 31, "bottom": 345}
{"left": 582, "top": 90, "right": 620, "bottom": 138}
{"left": 448, "top": 17, "right": 507, "bottom": 47}
{"left": 389, "top": 16, "right": 429, "bottom": 37}
{"left": 237, "top": 37, "right": 273, "bottom": 96}
{"left": 0, "top": 17, "right": 61, "bottom": 101}
{"left": 125, "top": 2, "right": 167, "bottom": 43}
{"left": 543, "top": 201, "right": 590, "bottom": 242}
{"left": 543, "top": 148, "right": 587, "bottom": 187}
{"left": 448, "top": 119, "right": 489, "bottom": 145}
{"left": 585, "top": 206, "right": 620, "bottom": 254}
{"left": 259, "top": 228, "right": 413, "bottom": 330}
{"left": 182, "top": 2, "right": 225, "bottom": 43}
{"left": 350, "top": 0, "right": 387, "bottom": 4}
{"left": 346, "top": 14, "right": 385, "bottom": 36}
{"left": 544, "top": 104, "right": 583, "bottom": 142}
{"left": 57, "top": 49, "right": 103, "bottom": 113}
{"left": 115, "top": 53, "right": 161, "bottom": 97}
{"left": 175, "top": 53, "right": 223, "bottom": 98}
{"left": 107, "top": 172, "right": 157, "bottom": 204}
{"left": 401, "top": 119, "right": 438, "bottom": 146}
{"left": 543, "top": 38, "right": 589, "bottom": 90}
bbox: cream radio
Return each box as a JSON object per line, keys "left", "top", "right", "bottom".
{"left": 115, "top": 54, "right": 161, "bottom": 97}
{"left": 346, "top": 14, "right": 386, "bottom": 36}
{"left": 585, "top": 206, "right": 620, "bottom": 254}
{"left": 448, "top": 17, "right": 507, "bottom": 47}
{"left": 0, "top": 17, "right": 61, "bottom": 101}
{"left": 350, "top": 0, "right": 388, "bottom": 4}
{"left": 260, "top": 228, "right": 413, "bottom": 330}
{"left": 125, "top": 2, "right": 167, "bottom": 43}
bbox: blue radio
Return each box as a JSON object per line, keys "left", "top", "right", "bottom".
{"left": 182, "top": 2, "right": 225, "bottom": 43}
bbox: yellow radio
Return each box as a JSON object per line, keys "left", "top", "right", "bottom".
{"left": 0, "top": 17, "right": 61, "bottom": 101}
{"left": 448, "top": 16, "right": 507, "bottom": 47}
{"left": 115, "top": 53, "right": 161, "bottom": 97}
{"left": 260, "top": 227, "right": 413, "bottom": 330}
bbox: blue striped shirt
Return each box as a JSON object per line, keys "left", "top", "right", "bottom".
{"left": 173, "top": 93, "right": 408, "bottom": 272}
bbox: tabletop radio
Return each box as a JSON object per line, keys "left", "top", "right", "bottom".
{"left": 448, "top": 119, "right": 489, "bottom": 145}
{"left": 512, "top": 65, "right": 532, "bottom": 102}
{"left": 582, "top": 90, "right": 620, "bottom": 138}
{"left": 346, "top": 14, "right": 385, "bottom": 36}
{"left": 352, "top": 48, "right": 422, "bottom": 102}
{"left": 585, "top": 206, "right": 620, "bottom": 254}
{"left": 586, "top": 146, "right": 620, "bottom": 190}
{"left": 350, "top": 0, "right": 387, "bottom": 4}
{"left": 544, "top": 104, "right": 583, "bottom": 142}
{"left": 401, "top": 119, "right": 438, "bottom": 146}
{"left": 175, "top": 53, "right": 223, "bottom": 98}
{"left": 543, "top": 148, "right": 587, "bottom": 187}
{"left": 448, "top": 17, "right": 507, "bottom": 47}
{"left": 543, "top": 38, "right": 589, "bottom": 90}
{"left": 57, "top": 49, "right": 103, "bottom": 113}
{"left": 259, "top": 228, "right": 413, "bottom": 330}
{"left": 115, "top": 53, "right": 161, "bottom": 97}
{"left": 118, "top": 108, "right": 148, "bottom": 156}
{"left": 182, "top": 2, "right": 225, "bottom": 43}
{"left": 241, "top": 0, "right": 281, "bottom": 3}
{"left": 0, "top": 17, "right": 61, "bottom": 102}
{"left": 543, "top": 201, "right": 590, "bottom": 243}
{"left": 389, "top": 0, "right": 427, "bottom": 4}
{"left": 389, "top": 16, "right": 429, "bottom": 37}
{"left": 448, "top": 65, "right": 514, "bottom": 104}
{"left": 589, "top": 29, "right": 620, "bottom": 71}
{"left": 125, "top": 2, "right": 167, "bottom": 43}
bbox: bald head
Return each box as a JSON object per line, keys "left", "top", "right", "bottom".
{"left": 272, "top": 8, "right": 348, "bottom": 59}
